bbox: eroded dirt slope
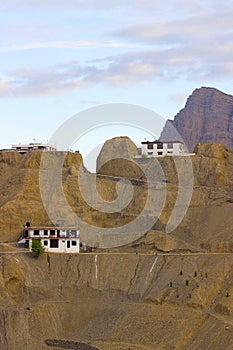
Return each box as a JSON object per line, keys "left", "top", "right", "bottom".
{"left": 0, "top": 252, "right": 232, "bottom": 350}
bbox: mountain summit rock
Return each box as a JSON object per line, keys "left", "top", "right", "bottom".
{"left": 160, "top": 87, "right": 233, "bottom": 151}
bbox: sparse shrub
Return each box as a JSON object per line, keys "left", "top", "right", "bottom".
{"left": 194, "top": 271, "right": 197, "bottom": 277}
{"left": 169, "top": 281, "right": 173, "bottom": 287}
{"left": 31, "top": 239, "right": 44, "bottom": 257}
{"left": 180, "top": 270, "right": 183, "bottom": 276}
{"left": 226, "top": 292, "right": 230, "bottom": 297}
{"left": 186, "top": 279, "right": 189, "bottom": 286}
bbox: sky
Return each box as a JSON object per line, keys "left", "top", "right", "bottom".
{"left": 0, "top": 0, "right": 233, "bottom": 169}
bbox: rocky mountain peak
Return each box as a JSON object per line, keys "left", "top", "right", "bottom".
{"left": 160, "top": 87, "right": 233, "bottom": 151}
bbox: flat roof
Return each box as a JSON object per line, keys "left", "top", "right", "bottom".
{"left": 27, "top": 227, "right": 79, "bottom": 230}
{"left": 12, "top": 143, "right": 56, "bottom": 148}
{"left": 141, "top": 140, "right": 184, "bottom": 145}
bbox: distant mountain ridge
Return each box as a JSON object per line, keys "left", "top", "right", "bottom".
{"left": 160, "top": 87, "right": 233, "bottom": 151}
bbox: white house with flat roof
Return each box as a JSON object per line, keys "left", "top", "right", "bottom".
{"left": 141, "top": 140, "right": 185, "bottom": 157}
{"left": 11, "top": 142, "right": 56, "bottom": 153}
{"left": 26, "top": 227, "right": 81, "bottom": 253}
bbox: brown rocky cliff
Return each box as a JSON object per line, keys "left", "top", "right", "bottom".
{"left": 0, "top": 253, "right": 233, "bottom": 349}
{"left": 1, "top": 143, "right": 233, "bottom": 253}
{"left": 0, "top": 151, "right": 84, "bottom": 241}
{"left": 0, "top": 145, "right": 233, "bottom": 349}
{"left": 160, "top": 87, "right": 233, "bottom": 151}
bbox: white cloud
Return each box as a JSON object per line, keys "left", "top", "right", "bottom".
{"left": 0, "top": 64, "right": 94, "bottom": 97}
{"left": 0, "top": 37, "right": 233, "bottom": 98}
{"left": 112, "top": 11, "right": 233, "bottom": 81}
{"left": 1, "top": 4, "right": 233, "bottom": 97}
{"left": 117, "top": 13, "right": 233, "bottom": 44}
{"left": 0, "top": 0, "right": 200, "bottom": 9}
{"left": 2, "top": 0, "right": 230, "bottom": 13}
{"left": 0, "top": 40, "right": 137, "bottom": 52}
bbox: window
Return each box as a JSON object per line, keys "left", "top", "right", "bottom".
{"left": 44, "top": 230, "right": 48, "bottom": 236}
{"left": 147, "top": 143, "right": 153, "bottom": 149}
{"left": 44, "top": 240, "right": 48, "bottom": 246}
{"left": 168, "top": 151, "right": 173, "bottom": 154}
{"left": 157, "top": 151, "right": 163, "bottom": 156}
{"left": 67, "top": 241, "right": 71, "bottom": 248}
{"left": 157, "top": 143, "right": 163, "bottom": 149}
{"left": 60, "top": 230, "right": 66, "bottom": 237}
{"left": 71, "top": 241, "right": 77, "bottom": 246}
{"left": 50, "top": 230, "right": 55, "bottom": 236}
{"left": 167, "top": 143, "right": 173, "bottom": 149}
{"left": 34, "top": 230, "right": 39, "bottom": 236}
{"left": 50, "top": 239, "right": 59, "bottom": 248}
{"left": 71, "top": 230, "right": 77, "bottom": 237}
{"left": 147, "top": 152, "right": 153, "bottom": 156}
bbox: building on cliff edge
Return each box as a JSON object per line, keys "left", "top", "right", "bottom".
{"left": 139, "top": 140, "right": 194, "bottom": 157}
{"left": 25, "top": 226, "right": 82, "bottom": 253}
{"left": 11, "top": 142, "right": 56, "bottom": 153}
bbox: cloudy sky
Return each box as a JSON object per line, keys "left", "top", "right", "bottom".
{"left": 0, "top": 0, "right": 233, "bottom": 163}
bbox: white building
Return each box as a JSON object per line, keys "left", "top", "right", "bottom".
{"left": 11, "top": 142, "right": 56, "bottom": 153}
{"left": 141, "top": 140, "right": 185, "bottom": 157}
{"left": 26, "top": 227, "right": 81, "bottom": 253}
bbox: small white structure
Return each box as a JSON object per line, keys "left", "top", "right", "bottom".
{"left": 141, "top": 140, "right": 185, "bottom": 157}
{"left": 11, "top": 142, "right": 56, "bottom": 153}
{"left": 26, "top": 227, "right": 81, "bottom": 253}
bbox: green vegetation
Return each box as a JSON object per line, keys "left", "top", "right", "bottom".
{"left": 31, "top": 239, "right": 44, "bottom": 257}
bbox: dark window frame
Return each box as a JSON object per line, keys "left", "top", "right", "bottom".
{"left": 167, "top": 143, "right": 173, "bottom": 149}
{"left": 157, "top": 143, "right": 163, "bottom": 149}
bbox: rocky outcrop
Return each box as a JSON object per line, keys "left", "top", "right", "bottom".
{"left": 160, "top": 87, "right": 233, "bottom": 151}
{"left": 96, "top": 136, "right": 142, "bottom": 178}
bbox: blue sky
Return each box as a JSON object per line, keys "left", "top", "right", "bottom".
{"left": 1, "top": 0, "right": 233, "bottom": 167}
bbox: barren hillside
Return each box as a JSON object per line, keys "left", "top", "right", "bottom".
{"left": 0, "top": 142, "right": 233, "bottom": 349}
